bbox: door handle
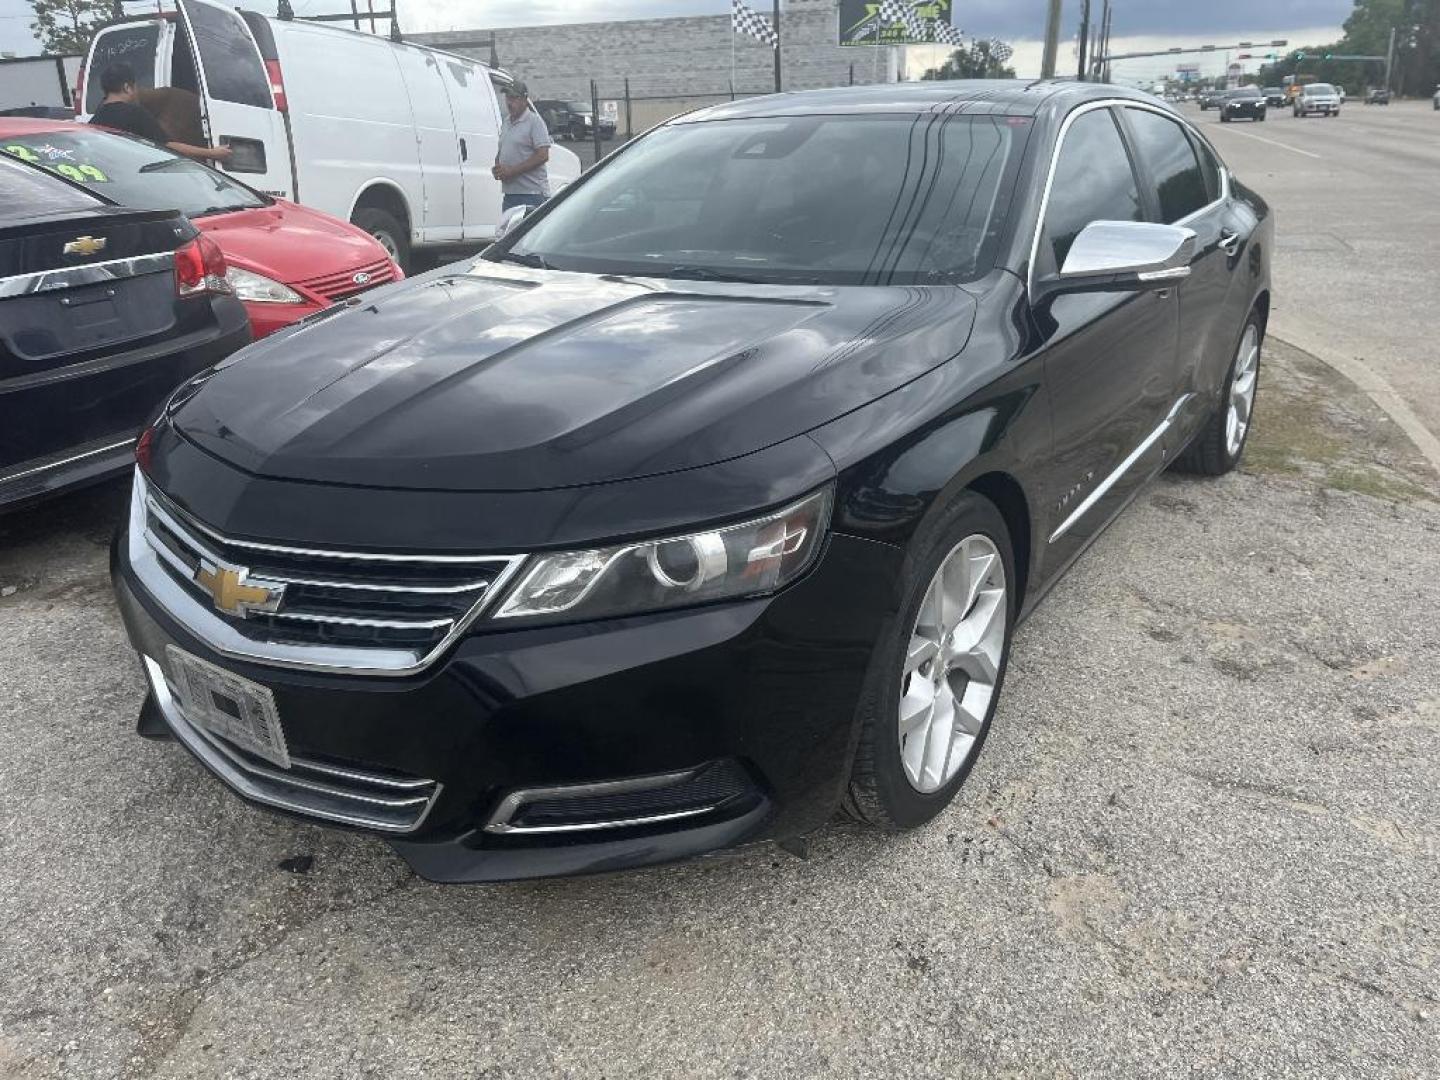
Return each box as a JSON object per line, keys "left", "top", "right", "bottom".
{"left": 1219, "top": 232, "right": 1241, "bottom": 256}
{"left": 460, "top": 137, "right": 468, "bottom": 162}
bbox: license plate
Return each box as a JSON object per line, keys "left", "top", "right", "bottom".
{"left": 166, "top": 645, "right": 291, "bottom": 769}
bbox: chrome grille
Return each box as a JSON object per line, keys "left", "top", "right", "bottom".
{"left": 295, "top": 258, "right": 398, "bottom": 303}
{"left": 142, "top": 656, "right": 441, "bottom": 833}
{"left": 131, "top": 474, "right": 526, "bottom": 675}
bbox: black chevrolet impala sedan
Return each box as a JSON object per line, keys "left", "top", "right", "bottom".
{"left": 113, "top": 81, "right": 1270, "bottom": 882}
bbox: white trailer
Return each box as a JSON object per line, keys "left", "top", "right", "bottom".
{"left": 0, "top": 55, "right": 81, "bottom": 112}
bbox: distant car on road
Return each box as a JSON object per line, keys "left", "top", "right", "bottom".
{"left": 535, "top": 99, "right": 616, "bottom": 142}
{"left": 0, "top": 119, "right": 402, "bottom": 339}
{"left": 1199, "top": 89, "right": 1224, "bottom": 110}
{"left": 1365, "top": 87, "right": 1391, "bottom": 105}
{"left": 1262, "top": 86, "right": 1287, "bottom": 107}
{"left": 1220, "top": 87, "right": 1267, "bottom": 122}
{"left": 1294, "top": 83, "right": 1342, "bottom": 117}
{"left": 0, "top": 151, "right": 248, "bottom": 508}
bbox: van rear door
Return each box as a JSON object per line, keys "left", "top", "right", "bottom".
{"left": 80, "top": 20, "right": 171, "bottom": 118}
{"left": 176, "top": 0, "right": 290, "bottom": 197}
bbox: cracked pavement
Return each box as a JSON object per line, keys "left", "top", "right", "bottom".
{"left": 1, "top": 340, "right": 1437, "bottom": 1079}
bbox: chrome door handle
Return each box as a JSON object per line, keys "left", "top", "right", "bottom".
{"left": 1219, "top": 232, "right": 1242, "bottom": 256}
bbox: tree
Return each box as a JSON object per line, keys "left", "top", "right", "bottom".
{"left": 921, "top": 40, "right": 1017, "bottom": 81}
{"left": 28, "top": 0, "right": 113, "bottom": 56}
{"left": 1257, "top": 0, "right": 1438, "bottom": 96}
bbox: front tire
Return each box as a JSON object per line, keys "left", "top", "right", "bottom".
{"left": 844, "top": 492, "right": 1015, "bottom": 830}
{"left": 1173, "top": 313, "right": 1262, "bottom": 476}
{"left": 351, "top": 207, "right": 410, "bottom": 272}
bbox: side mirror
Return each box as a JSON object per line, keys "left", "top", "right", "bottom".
{"left": 1040, "top": 220, "right": 1197, "bottom": 302}
{"left": 497, "top": 204, "right": 530, "bottom": 238}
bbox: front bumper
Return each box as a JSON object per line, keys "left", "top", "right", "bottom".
{"left": 113, "top": 517, "right": 902, "bottom": 882}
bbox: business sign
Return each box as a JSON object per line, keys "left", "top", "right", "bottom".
{"left": 839, "top": 0, "right": 953, "bottom": 47}
{"left": 1176, "top": 64, "right": 1200, "bottom": 83}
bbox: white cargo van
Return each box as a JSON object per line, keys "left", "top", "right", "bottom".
{"left": 79, "top": 1, "right": 580, "bottom": 268}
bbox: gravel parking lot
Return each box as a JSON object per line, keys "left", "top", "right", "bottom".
{"left": 1, "top": 334, "right": 1437, "bottom": 1078}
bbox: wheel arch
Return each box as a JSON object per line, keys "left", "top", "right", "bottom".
{"left": 348, "top": 181, "right": 413, "bottom": 237}
{"left": 965, "top": 471, "right": 1033, "bottom": 608}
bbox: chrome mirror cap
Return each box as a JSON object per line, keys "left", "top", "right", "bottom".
{"left": 1060, "top": 220, "right": 1198, "bottom": 281}
{"left": 497, "top": 204, "right": 530, "bottom": 238}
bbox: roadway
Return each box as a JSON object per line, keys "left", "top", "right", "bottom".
{"left": 1195, "top": 98, "right": 1440, "bottom": 466}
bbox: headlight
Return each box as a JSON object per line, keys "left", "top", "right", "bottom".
{"left": 227, "top": 266, "right": 304, "bottom": 304}
{"left": 494, "top": 487, "right": 832, "bottom": 622}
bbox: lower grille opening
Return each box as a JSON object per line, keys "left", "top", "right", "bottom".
{"left": 485, "top": 760, "right": 759, "bottom": 837}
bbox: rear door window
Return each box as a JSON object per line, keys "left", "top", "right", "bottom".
{"left": 86, "top": 24, "right": 163, "bottom": 113}
{"left": 1123, "top": 108, "right": 1209, "bottom": 223}
{"left": 1189, "top": 133, "right": 1224, "bottom": 203}
{"left": 184, "top": 1, "right": 272, "bottom": 108}
{"left": 1040, "top": 107, "right": 1143, "bottom": 273}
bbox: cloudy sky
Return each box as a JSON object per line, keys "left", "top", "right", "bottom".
{"left": 0, "top": 0, "right": 1352, "bottom": 80}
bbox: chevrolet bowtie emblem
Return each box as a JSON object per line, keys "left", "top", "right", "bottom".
{"left": 62, "top": 235, "right": 107, "bottom": 257}
{"left": 194, "top": 561, "right": 284, "bottom": 618}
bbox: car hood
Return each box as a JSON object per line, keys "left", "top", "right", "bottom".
{"left": 194, "top": 199, "right": 389, "bottom": 286}
{"left": 172, "top": 261, "right": 976, "bottom": 492}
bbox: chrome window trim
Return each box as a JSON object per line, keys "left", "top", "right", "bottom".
{"left": 0, "top": 251, "right": 175, "bottom": 300}
{"left": 1026, "top": 99, "right": 1229, "bottom": 295}
{"left": 128, "top": 472, "right": 530, "bottom": 677}
{"left": 1048, "top": 393, "right": 1194, "bottom": 543}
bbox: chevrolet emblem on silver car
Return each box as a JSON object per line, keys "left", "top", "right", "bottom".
{"left": 112, "top": 81, "right": 1271, "bottom": 883}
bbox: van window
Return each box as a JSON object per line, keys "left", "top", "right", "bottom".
{"left": 86, "top": 24, "right": 162, "bottom": 112}
{"left": 186, "top": 2, "right": 271, "bottom": 108}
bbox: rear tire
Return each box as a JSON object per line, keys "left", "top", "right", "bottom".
{"left": 1173, "top": 312, "right": 1262, "bottom": 477}
{"left": 351, "top": 207, "right": 410, "bottom": 273}
{"left": 843, "top": 492, "right": 1015, "bottom": 831}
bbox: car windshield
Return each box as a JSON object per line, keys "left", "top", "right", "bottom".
{"left": 1264, "top": 87, "right": 1282, "bottom": 94}
{"left": 1231, "top": 88, "right": 1261, "bottom": 99}
{"left": 1311, "top": 84, "right": 1336, "bottom": 94}
{"left": 495, "top": 113, "right": 1026, "bottom": 286}
{"left": 565, "top": 102, "right": 591, "bottom": 113}
{"left": 0, "top": 128, "right": 266, "bottom": 218}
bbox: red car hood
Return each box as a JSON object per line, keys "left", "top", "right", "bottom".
{"left": 194, "top": 199, "right": 391, "bottom": 286}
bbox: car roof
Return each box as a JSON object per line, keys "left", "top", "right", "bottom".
{"left": 677, "top": 79, "right": 1164, "bottom": 123}
{"left": 0, "top": 116, "right": 75, "bottom": 137}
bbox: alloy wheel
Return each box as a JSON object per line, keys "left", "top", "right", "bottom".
{"left": 898, "top": 534, "right": 1008, "bottom": 794}
{"left": 1226, "top": 323, "right": 1260, "bottom": 457}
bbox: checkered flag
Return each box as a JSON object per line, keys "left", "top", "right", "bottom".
{"left": 732, "top": 0, "right": 777, "bottom": 48}
{"left": 990, "top": 40, "right": 1015, "bottom": 63}
{"left": 930, "top": 20, "right": 964, "bottom": 47}
{"left": 879, "top": 0, "right": 926, "bottom": 41}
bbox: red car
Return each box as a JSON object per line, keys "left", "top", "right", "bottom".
{"left": 0, "top": 119, "right": 401, "bottom": 337}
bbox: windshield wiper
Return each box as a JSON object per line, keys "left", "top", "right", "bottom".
{"left": 139, "top": 157, "right": 193, "bottom": 174}
{"left": 493, "top": 250, "right": 553, "bottom": 270}
{"left": 194, "top": 205, "right": 254, "bottom": 217}
{"left": 649, "top": 265, "right": 764, "bottom": 284}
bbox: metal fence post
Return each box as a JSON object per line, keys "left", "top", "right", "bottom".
{"left": 590, "top": 79, "right": 602, "bottom": 163}
{"left": 624, "top": 77, "right": 633, "bottom": 141}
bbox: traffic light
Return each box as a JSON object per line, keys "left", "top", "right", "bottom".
{"left": 1294, "top": 50, "right": 1306, "bottom": 60}
{"left": 1323, "top": 51, "right": 1333, "bottom": 59}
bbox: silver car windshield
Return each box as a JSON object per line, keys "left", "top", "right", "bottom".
{"left": 498, "top": 113, "right": 1028, "bottom": 286}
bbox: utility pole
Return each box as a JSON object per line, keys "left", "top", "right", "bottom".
{"left": 1383, "top": 25, "right": 1396, "bottom": 91}
{"left": 1041, "top": 0, "right": 1062, "bottom": 78}
{"left": 772, "top": 0, "right": 782, "bottom": 93}
{"left": 1077, "top": 0, "right": 1092, "bottom": 81}
{"left": 1097, "top": 1, "right": 1113, "bottom": 81}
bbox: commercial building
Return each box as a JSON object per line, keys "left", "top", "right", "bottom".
{"left": 413, "top": 0, "right": 900, "bottom": 134}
